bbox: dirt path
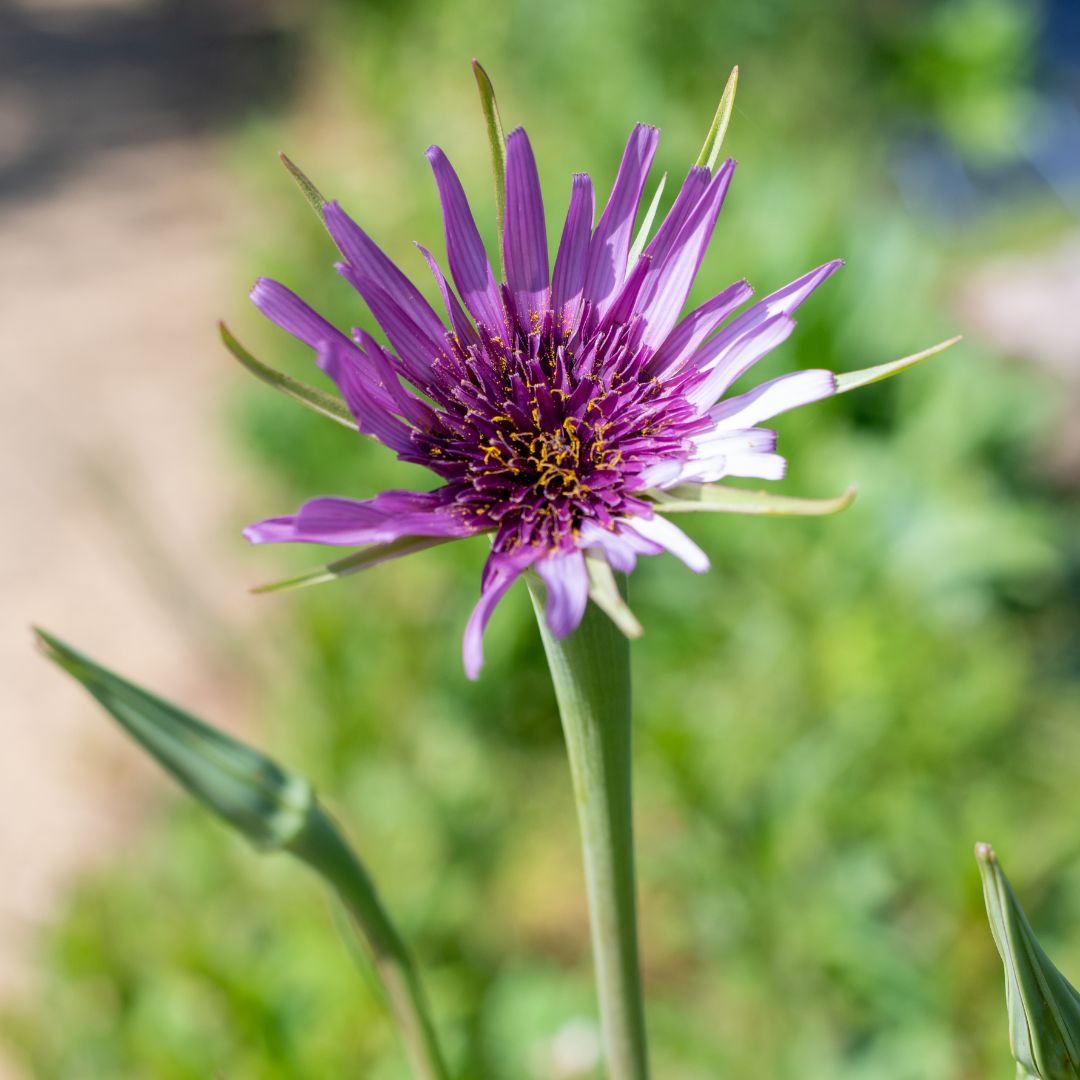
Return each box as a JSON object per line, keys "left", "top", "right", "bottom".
{"left": 0, "top": 117, "right": 262, "bottom": 1080}
{"left": 0, "top": 12, "right": 296, "bottom": 1071}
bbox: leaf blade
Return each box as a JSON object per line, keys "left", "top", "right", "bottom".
{"left": 35, "top": 629, "right": 451, "bottom": 1076}
{"left": 35, "top": 628, "right": 313, "bottom": 850}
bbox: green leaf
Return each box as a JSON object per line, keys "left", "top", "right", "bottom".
{"left": 36, "top": 629, "right": 450, "bottom": 1077}
{"left": 835, "top": 336, "right": 961, "bottom": 395}
{"left": 650, "top": 483, "right": 857, "bottom": 516}
{"left": 219, "top": 322, "right": 355, "bottom": 430}
{"left": 472, "top": 59, "right": 507, "bottom": 250}
{"left": 977, "top": 842, "right": 1080, "bottom": 1079}
{"left": 279, "top": 152, "right": 327, "bottom": 216}
{"left": 35, "top": 629, "right": 313, "bottom": 851}
{"left": 253, "top": 535, "right": 458, "bottom": 594}
{"left": 695, "top": 66, "right": 739, "bottom": 170}
{"left": 627, "top": 172, "right": 667, "bottom": 270}
{"left": 585, "top": 550, "right": 643, "bottom": 639}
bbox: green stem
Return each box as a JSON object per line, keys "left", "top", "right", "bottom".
{"left": 289, "top": 808, "right": 450, "bottom": 1080}
{"left": 528, "top": 580, "right": 649, "bottom": 1080}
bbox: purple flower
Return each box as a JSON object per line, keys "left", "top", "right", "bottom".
{"left": 242, "top": 119, "right": 926, "bottom": 677}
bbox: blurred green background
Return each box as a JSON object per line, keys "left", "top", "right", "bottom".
{"left": 5, "top": 0, "right": 1080, "bottom": 1076}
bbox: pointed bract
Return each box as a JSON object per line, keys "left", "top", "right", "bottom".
{"left": 473, "top": 58, "right": 507, "bottom": 249}
{"left": 696, "top": 66, "right": 740, "bottom": 170}
{"left": 219, "top": 322, "right": 355, "bottom": 430}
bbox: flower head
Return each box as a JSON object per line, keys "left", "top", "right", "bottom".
{"left": 241, "top": 69, "right": 954, "bottom": 677}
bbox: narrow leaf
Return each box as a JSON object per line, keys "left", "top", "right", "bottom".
{"left": 36, "top": 628, "right": 450, "bottom": 1077}
{"left": 627, "top": 172, "right": 668, "bottom": 270}
{"left": 695, "top": 66, "right": 740, "bottom": 170}
{"left": 279, "top": 152, "right": 327, "bottom": 216}
{"left": 835, "top": 336, "right": 961, "bottom": 395}
{"left": 472, "top": 59, "right": 507, "bottom": 247}
{"left": 219, "top": 322, "right": 355, "bottom": 429}
{"left": 977, "top": 842, "right": 1080, "bottom": 1079}
{"left": 253, "top": 535, "right": 457, "bottom": 594}
{"left": 35, "top": 629, "right": 313, "bottom": 850}
{"left": 651, "top": 483, "right": 856, "bottom": 516}
{"left": 585, "top": 550, "right": 643, "bottom": 639}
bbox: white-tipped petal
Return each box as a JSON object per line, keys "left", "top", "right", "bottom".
{"left": 625, "top": 514, "right": 710, "bottom": 573}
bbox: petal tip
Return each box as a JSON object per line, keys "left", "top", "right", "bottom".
{"left": 249, "top": 277, "right": 272, "bottom": 301}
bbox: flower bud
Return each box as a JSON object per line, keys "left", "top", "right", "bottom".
{"left": 36, "top": 629, "right": 312, "bottom": 851}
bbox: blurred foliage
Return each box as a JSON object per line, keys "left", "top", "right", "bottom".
{"left": 6, "top": 0, "right": 1080, "bottom": 1077}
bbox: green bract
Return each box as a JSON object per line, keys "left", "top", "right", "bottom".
{"left": 695, "top": 66, "right": 740, "bottom": 170}
{"left": 220, "top": 322, "right": 355, "bottom": 431}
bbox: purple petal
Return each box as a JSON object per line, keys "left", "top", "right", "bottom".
{"left": 598, "top": 252, "right": 653, "bottom": 332}
{"left": 583, "top": 125, "right": 660, "bottom": 315}
{"left": 709, "top": 368, "right": 837, "bottom": 428}
{"left": 536, "top": 550, "right": 589, "bottom": 638}
{"left": 641, "top": 166, "right": 712, "bottom": 266}
{"left": 673, "top": 443, "right": 788, "bottom": 485}
{"left": 690, "top": 426, "right": 779, "bottom": 456}
{"left": 642, "top": 427, "right": 779, "bottom": 488}
{"left": 647, "top": 280, "right": 754, "bottom": 379}
{"left": 503, "top": 128, "right": 550, "bottom": 324}
{"left": 250, "top": 277, "right": 396, "bottom": 415}
{"left": 250, "top": 278, "right": 355, "bottom": 353}
{"left": 316, "top": 339, "right": 414, "bottom": 453}
{"left": 335, "top": 263, "right": 447, "bottom": 387}
{"left": 240, "top": 516, "right": 297, "bottom": 543}
{"left": 462, "top": 551, "right": 535, "bottom": 679}
{"left": 634, "top": 461, "right": 685, "bottom": 489}
{"left": 578, "top": 520, "right": 663, "bottom": 574}
{"left": 690, "top": 260, "right": 843, "bottom": 374}
{"left": 322, "top": 201, "right": 448, "bottom": 344}
{"left": 350, "top": 328, "right": 438, "bottom": 428}
{"left": 720, "top": 451, "right": 787, "bottom": 481}
{"left": 244, "top": 489, "right": 476, "bottom": 546}
{"left": 624, "top": 513, "right": 710, "bottom": 573}
{"left": 415, "top": 242, "right": 480, "bottom": 347}
{"left": 551, "top": 173, "right": 595, "bottom": 330}
{"left": 636, "top": 160, "right": 736, "bottom": 348}
{"left": 425, "top": 146, "right": 506, "bottom": 334}
{"left": 685, "top": 313, "right": 797, "bottom": 409}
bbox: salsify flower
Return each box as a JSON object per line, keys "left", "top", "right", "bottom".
{"left": 239, "top": 72, "right": 954, "bottom": 678}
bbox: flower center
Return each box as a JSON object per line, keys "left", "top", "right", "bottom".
{"left": 411, "top": 315, "right": 704, "bottom": 553}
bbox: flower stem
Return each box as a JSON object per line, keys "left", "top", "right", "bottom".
{"left": 528, "top": 579, "right": 649, "bottom": 1080}
{"left": 289, "top": 808, "right": 450, "bottom": 1080}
